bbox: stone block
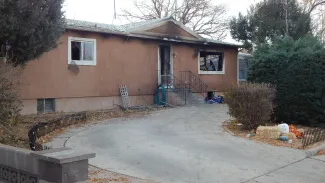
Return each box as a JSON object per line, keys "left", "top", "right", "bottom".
{"left": 38, "top": 159, "right": 89, "bottom": 183}
{"left": 62, "top": 160, "right": 88, "bottom": 182}
{"left": 32, "top": 148, "right": 95, "bottom": 183}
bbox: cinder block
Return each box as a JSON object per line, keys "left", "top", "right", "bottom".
{"left": 31, "top": 148, "right": 95, "bottom": 183}
{"left": 38, "top": 159, "right": 88, "bottom": 183}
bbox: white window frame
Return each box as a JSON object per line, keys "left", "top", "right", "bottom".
{"left": 198, "top": 51, "right": 225, "bottom": 75}
{"left": 237, "top": 53, "right": 251, "bottom": 82}
{"left": 68, "top": 37, "right": 97, "bottom": 66}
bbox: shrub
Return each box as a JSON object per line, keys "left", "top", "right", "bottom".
{"left": 0, "top": 61, "right": 22, "bottom": 125}
{"left": 224, "top": 83, "right": 276, "bottom": 130}
{"left": 248, "top": 36, "right": 325, "bottom": 126}
{"left": 0, "top": 0, "right": 65, "bottom": 66}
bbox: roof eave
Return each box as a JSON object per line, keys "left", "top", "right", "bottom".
{"left": 66, "top": 26, "right": 125, "bottom": 36}
{"left": 65, "top": 26, "right": 242, "bottom": 48}
{"left": 204, "top": 41, "right": 243, "bottom": 48}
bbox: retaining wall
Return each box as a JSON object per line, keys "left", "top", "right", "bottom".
{"left": 0, "top": 144, "right": 95, "bottom": 183}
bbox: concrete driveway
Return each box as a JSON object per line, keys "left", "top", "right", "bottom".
{"left": 55, "top": 105, "right": 325, "bottom": 183}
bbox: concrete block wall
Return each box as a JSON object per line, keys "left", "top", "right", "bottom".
{"left": 0, "top": 144, "right": 38, "bottom": 183}
{"left": 0, "top": 144, "right": 95, "bottom": 183}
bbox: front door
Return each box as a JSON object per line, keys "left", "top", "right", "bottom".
{"left": 158, "top": 45, "right": 172, "bottom": 87}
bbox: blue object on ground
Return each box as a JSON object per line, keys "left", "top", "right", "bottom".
{"left": 279, "top": 136, "right": 289, "bottom": 141}
{"left": 154, "top": 85, "right": 167, "bottom": 105}
{"left": 205, "top": 95, "right": 224, "bottom": 104}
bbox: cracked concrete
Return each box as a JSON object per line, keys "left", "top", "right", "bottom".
{"left": 48, "top": 104, "right": 325, "bottom": 183}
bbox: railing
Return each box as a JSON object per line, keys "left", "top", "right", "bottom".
{"left": 180, "top": 71, "right": 208, "bottom": 97}
{"left": 158, "top": 70, "right": 188, "bottom": 105}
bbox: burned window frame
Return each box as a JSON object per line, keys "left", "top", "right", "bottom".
{"left": 68, "top": 37, "right": 97, "bottom": 66}
{"left": 198, "top": 50, "right": 225, "bottom": 75}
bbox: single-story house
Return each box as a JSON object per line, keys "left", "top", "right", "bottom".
{"left": 20, "top": 17, "right": 242, "bottom": 115}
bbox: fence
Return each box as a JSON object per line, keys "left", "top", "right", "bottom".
{"left": 302, "top": 128, "right": 325, "bottom": 149}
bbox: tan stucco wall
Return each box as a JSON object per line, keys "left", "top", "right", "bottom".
{"left": 21, "top": 100, "right": 37, "bottom": 115}
{"left": 20, "top": 31, "right": 158, "bottom": 100}
{"left": 172, "top": 44, "right": 238, "bottom": 91}
{"left": 19, "top": 30, "right": 237, "bottom": 113}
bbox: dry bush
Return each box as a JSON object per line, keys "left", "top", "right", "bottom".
{"left": 0, "top": 60, "right": 22, "bottom": 126}
{"left": 224, "top": 83, "right": 275, "bottom": 130}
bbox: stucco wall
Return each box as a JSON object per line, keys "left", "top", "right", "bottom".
{"left": 20, "top": 31, "right": 158, "bottom": 100}
{"left": 172, "top": 44, "right": 238, "bottom": 91}
{"left": 19, "top": 30, "right": 237, "bottom": 113}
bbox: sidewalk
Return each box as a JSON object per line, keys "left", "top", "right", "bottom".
{"left": 245, "top": 156, "right": 325, "bottom": 183}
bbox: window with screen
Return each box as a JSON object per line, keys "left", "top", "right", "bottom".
{"left": 68, "top": 37, "right": 96, "bottom": 66}
{"left": 37, "top": 99, "right": 55, "bottom": 113}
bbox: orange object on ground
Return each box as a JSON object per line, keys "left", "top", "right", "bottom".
{"left": 289, "top": 125, "right": 302, "bottom": 138}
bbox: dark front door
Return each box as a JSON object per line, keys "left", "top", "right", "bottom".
{"left": 159, "top": 45, "right": 172, "bottom": 86}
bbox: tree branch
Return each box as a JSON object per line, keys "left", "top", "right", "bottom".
{"left": 120, "top": 0, "right": 229, "bottom": 40}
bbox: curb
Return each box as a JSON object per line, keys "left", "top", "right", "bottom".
{"left": 305, "top": 143, "right": 325, "bottom": 157}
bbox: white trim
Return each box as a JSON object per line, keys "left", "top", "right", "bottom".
{"left": 198, "top": 51, "right": 225, "bottom": 75}
{"left": 157, "top": 45, "right": 161, "bottom": 85}
{"left": 68, "top": 37, "right": 97, "bottom": 66}
{"left": 157, "top": 44, "right": 173, "bottom": 87}
{"left": 237, "top": 53, "right": 240, "bottom": 83}
{"left": 170, "top": 45, "right": 174, "bottom": 80}
{"left": 237, "top": 53, "right": 251, "bottom": 82}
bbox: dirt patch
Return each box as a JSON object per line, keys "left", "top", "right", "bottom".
{"left": 316, "top": 149, "right": 325, "bottom": 156}
{"left": 223, "top": 120, "right": 324, "bottom": 150}
{"left": 88, "top": 165, "right": 156, "bottom": 183}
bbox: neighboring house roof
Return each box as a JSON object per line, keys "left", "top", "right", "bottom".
{"left": 66, "top": 17, "right": 241, "bottom": 48}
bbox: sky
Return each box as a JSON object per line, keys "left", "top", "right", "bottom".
{"left": 63, "top": 0, "right": 260, "bottom": 42}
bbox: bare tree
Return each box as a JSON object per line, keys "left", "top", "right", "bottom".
{"left": 121, "top": 0, "right": 229, "bottom": 40}
{"left": 301, "top": 0, "right": 325, "bottom": 41}
{"left": 302, "top": 0, "right": 325, "bottom": 15}
{"left": 0, "top": 60, "right": 22, "bottom": 126}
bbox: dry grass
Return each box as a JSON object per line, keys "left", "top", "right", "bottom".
{"left": 88, "top": 166, "right": 155, "bottom": 183}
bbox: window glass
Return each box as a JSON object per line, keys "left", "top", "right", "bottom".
{"left": 37, "top": 99, "right": 55, "bottom": 113}
{"left": 71, "top": 41, "right": 81, "bottom": 60}
{"left": 69, "top": 38, "right": 96, "bottom": 65}
{"left": 200, "top": 52, "right": 224, "bottom": 72}
{"left": 83, "top": 42, "right": 94, "bottom": 61}
{"left": 239, "top": 58, "right": 248, "bottom": 80}
{"left": 37, "top": 99, "right": 44, "bottom": 112}
{"left": 44, "top": 99, "right": 55, "bottom": 112}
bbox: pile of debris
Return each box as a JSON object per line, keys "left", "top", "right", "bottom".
{"left": 254, "top": 123, "right": 304, "bottom": 143}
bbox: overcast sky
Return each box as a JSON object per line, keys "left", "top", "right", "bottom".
{"left": 64, "top": 0, "right": 260, "bottom": 42}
